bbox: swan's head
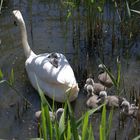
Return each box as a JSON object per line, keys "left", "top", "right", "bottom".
{"left": 12, "top": 10, "right": 24, "bottom": 23}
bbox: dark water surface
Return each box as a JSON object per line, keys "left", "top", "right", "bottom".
{"left": 0, "top": 1, "right": 140, "bottom": 139}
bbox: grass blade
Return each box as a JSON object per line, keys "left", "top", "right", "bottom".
{"left": 130, "top": 9, "right": 140, "bottom": 14}
{"left": 107, "top": 108, "right": 114, "bottom": 140}
{"left": 77, "top": 104, "right": 104, "bottom": 128}
{"left": 81, "top": 112, "right": 89, "bottom": 140}
{"left": 58, "top": 108, "right": 65, "bottom": 137}
{"left": 54, "top": 122, "right": 60, "bottom": 140}
{"left": 0, "top": 69, "right": 3, "bottom": 80}
{"left": 88, "top": 125, "right": 94, "bottom": 140}
{"left": 35, "top": 75, "right": 52, "bottom": 111}
{"left": 100, "top": 105, "right": 106, "bottom": 140}
{"left": 45, "top": 105, "right": 53, "bottom": 140}
{"left": 100, "top": 124, "right": 103, "bottom": 140}
{"left": 0, "top": 0, "right": 3, "bottom": 13}
{"left": 116, "top": 57, "right": 121, "bottom": 90}
{"left": 41, "top": 104, "right": 47, "bottom": 140}
{"left": 67, "top": 100, "right": 79, "bottom": 139}
{"left": 9, "top": 68, "right": 14, "bottom": 85}
{"left": 126, "top": 0, "right": 131, "bottom": 18}
{"left": 133, "top": 135, "right": 140, "bottom": 140}
{"left": 67, "top": 120, "right": 71, "bottom": 140}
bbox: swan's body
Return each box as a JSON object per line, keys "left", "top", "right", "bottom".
{"left": 13, "top": 10, "right": 79, "bottom": 102}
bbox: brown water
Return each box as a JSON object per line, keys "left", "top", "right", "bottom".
{"left": 0, "top": 1, "right": 140, "bottom": 139}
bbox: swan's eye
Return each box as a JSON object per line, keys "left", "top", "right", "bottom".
{"left": 14, "top": 21, "right": 17, "bottom": 26}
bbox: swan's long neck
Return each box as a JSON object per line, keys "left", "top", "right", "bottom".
{"left": 20, "top": 19, "right": 32, "bottom": 58}
{"left": 13, "top": 10, "right": 35, "bottom": 58}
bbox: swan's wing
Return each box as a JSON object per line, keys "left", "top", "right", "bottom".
{"left": 25, "top": 53, "right": 77, "bottom": 86}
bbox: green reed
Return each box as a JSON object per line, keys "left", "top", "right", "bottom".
{"left": 0, "top": 69, "right": 3, "bottom": 80}
{"left": 100, "top": 105, "right": 114, "bottom": 140}
{"left": 0, "top": 68, "right": 14, "bottom": 85}
{"left": 0, "top": 68, "right": 32, "bottom": 107}
{"left": 0, "top": 0, "right": 3, "bottom": 13}
{"left": 133, "top": 135, "right": 140, "bottom": 140}
{"left": 34, "top": 76, "right": 116, "bottom": 140}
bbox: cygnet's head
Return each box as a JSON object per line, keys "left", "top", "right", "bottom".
{"left": 86, "top": 78, "right": 94, "bottom": 85}
{"left": 99, "top": 91, "right": 107, "bottom": 98}
{"left": 98, "top": 64, "right": 106, "bottom": 73}
{"left": 49, "top": 58, "right": 58, "bottom": 68}
{"left": 86, "top": 84, "right": 94, "bottom": 96}
{"left": 48, "top": 52, "right": 59, "bottom": 59}
{"left": 121, "top": 100, "right": 130, "bottom": 112}
{"left": 121, "top": 100, "right": 130, "bottom": 107}
{"left": 98, "top": 64, "right": 105, "bottom": 68}
{"left": 55, "top": 108, "right": 64, "bottom": 121}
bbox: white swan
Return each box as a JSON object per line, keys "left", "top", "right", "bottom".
{"left": 12, "top": 10, "right": 79, "bottom": 102}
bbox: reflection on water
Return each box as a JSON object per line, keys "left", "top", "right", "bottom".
{"left": 0, "top": 0, "right": 140, "bottom": 139}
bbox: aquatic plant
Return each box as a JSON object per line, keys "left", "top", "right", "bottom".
{"left": 34, "top": 79, "right": 116, "bottom": 140}
{"left": 0, "top": 0, "right": 3, "bottom": 13}
{"left": 0, "top": 68, "right": 31, "bottom": 107}
{"left": 0, "top": 68, "right": 14, "bottom": 85}
{"left": 133, "top": 135, "right": 140, "bottom": 140}
{"left": 100, "top": 105, "right": 114, "bottom": 140}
